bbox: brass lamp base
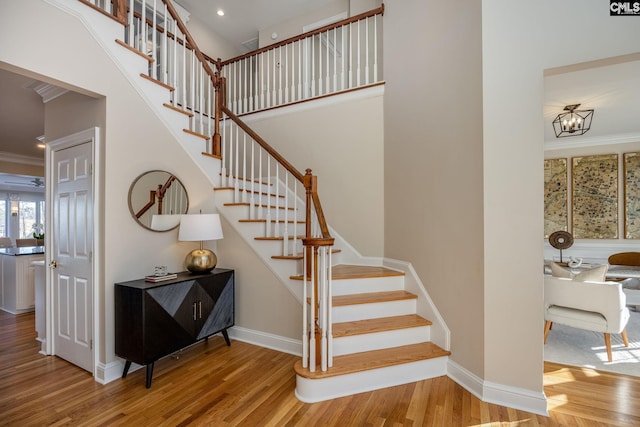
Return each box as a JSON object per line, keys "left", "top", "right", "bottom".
{"left": 185, "top": 249, "right": 217, "bottom": 273}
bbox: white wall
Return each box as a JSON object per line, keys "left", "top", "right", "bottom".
{"left": 482, "top": 0, "right": 640, "bottom": 406}
{"left": 0, "top": 0, "right": 298, "bottom": 376}
{"left": 239, "top": 88, "right": 385, "bottom": 257}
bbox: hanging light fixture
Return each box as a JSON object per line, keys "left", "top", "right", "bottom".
{"left": 552, "top": 104, "right": 594, "bottom": 138}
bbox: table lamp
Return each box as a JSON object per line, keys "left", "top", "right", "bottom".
{"left": 178, "top": 213, "right": 224, "bottom": 273}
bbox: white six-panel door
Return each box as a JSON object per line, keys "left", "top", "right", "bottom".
{"left": 50, "top": 136, "right": 94, "bottom": 373}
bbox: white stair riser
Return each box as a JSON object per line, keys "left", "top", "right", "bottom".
{"left": 332, "top": 299, "right": 417, "bottom": 323}
{"left": 295, "top": 356, "right": 448, "bottom": 403}
{"left": 332, "top": 325, "right": 431, "bottom": 356}
{"left": 331, "top": 276, "right": 405, "bottom": 296}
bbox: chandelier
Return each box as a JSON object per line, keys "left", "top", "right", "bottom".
{"left": 552, "top": 104, "right": 594, "bottom": 138}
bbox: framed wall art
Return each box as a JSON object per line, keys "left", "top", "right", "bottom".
{"left": 544, "top": 158, "right": 568, "bottom": 238}
{"left": 572, "top": 154, "right": 618, "bottom": 239}
{"left": 624, "top": 152, "right": 640, "bottom": 239}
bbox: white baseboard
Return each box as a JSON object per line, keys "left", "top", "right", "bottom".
{"left": 229, "top": 326, "right": 302, "bottom": 356}
{"left": 95, "top": 360, "right": 126, "bottom": 384}
{"left": 447, "top": 360, "right": 549, "bottom": 417}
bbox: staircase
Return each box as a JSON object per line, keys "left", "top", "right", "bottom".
{"left": 72, "top": 0, "right": 450, "bottom": 402}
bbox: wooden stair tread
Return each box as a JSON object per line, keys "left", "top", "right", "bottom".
{"left": 272, "top": 249, "right": 341, "bottom": 260}
{"left": 294, "top": 342, "right": 450, "bottom": 379}
{"left": 222, "top": 202, "right": 295, "bottom": 211}
{"left": 291, "top": 264, "right": 405, "bottom": 281}
{"left": 333, "top": 314, "right": 431, "bottom": 337}
{"left": 239, "top": 219, "right": 305, "bottom": 224}
{"left": 332, "top": 290, "right": 416, "bottom": 307}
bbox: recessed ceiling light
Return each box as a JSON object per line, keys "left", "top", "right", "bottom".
{"left": 217, "top": 10, "right": 224, "bottom": 16}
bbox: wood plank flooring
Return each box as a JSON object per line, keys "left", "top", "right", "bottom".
{"left": 2, "top": 310, "right": 640, "bottom": 426}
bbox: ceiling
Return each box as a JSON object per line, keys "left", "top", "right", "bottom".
{"left": 174, "top": 0, "right": 338, "bottom": 53}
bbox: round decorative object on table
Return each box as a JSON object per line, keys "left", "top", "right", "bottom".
{"left": 549, "top": 230, "right": 574, "bottom": 263}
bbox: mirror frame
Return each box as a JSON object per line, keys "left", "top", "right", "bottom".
{"left": 127, "top": 170, "right": 189, "bottom": 232}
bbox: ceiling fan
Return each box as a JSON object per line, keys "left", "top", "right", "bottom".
{"left": 4, "top": 177, "right": 45, "bottom": 187}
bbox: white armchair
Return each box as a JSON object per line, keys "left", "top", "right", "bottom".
{"left": 544, "top": 275, "right": 630, "bottom": 362}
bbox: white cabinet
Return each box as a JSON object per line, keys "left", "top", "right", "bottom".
{"left": 0, "top": 251, "right": 44, "bottom": 314}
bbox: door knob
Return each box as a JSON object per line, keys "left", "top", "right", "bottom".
{"left": 49, "top": 260, "right": 57, "bottom": 269}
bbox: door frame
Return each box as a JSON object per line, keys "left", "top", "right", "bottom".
{"left": 45, "top": 127, "right": 101, "bottom": 378}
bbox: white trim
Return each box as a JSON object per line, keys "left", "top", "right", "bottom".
{"left": 237, "top": 84, "right": 384, "bottom": 126}
{"left": 229, "top": 326, "right": 302, "bottom": 356}
{"left": 544, "top": 131, "right": 640, "bottom": 151}
{"left": 447, "top": 360, "right": 549, "bottom": 417}
{"left": 95, "top": 360, "right": 123, "bottom": 384}
{"left": 0, "top": 151, "right": 45, "bottom": 167}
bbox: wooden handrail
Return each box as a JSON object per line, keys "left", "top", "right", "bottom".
{"left": 161, "top": 0, "right": 218, "bottom": 87}
{"left": 221, "top": 4, "right": 384, "bottom": 66}
{"left": 221, "top": 106, "right": 304, "bottom": 183}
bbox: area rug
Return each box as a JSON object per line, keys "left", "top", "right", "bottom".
{"left": 544, "top": 309, "right": 640, "bottom": 376}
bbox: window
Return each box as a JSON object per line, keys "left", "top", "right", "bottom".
{"left": 0, "top": 199, "right": 6, "bottom": 237}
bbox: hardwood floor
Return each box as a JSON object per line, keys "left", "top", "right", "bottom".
{"left": 2, "top": 311, "right": 639, "bottom": 426}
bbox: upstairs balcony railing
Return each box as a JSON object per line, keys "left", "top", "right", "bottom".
{"left": 76, "top": 0, "right": 386, "bottom": 374}
{"left": 221, "top": 6, "right": 384, "bottom": 115}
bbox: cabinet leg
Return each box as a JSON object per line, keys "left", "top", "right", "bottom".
{"left": 146, "top": 362, "right": 154, "bottom": 389}
{"left": 122, "top": 360, "right": 132, "bottom": 378}
{"left": 222, "top": 329, "right": 231, "bottom": 346}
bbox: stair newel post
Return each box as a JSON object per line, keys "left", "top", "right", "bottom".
{"left": 113, "top": 0, "right": 127, "bottom": 24}
{"left": 303, "top": 169, "right": 314, "bottom": 275}
{"left": 212, "top": 58, "right": 222, "bottom": 157}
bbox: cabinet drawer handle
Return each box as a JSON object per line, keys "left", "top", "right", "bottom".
{"left": 199, "top": 301, "right": 202, "bottom": 319}
{"left": 193, "top": 302, "right": 197, "bottom": 320}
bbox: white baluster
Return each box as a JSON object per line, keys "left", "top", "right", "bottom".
{"left": 333, "top": 27, "right": 338, "bottom": 92}
{"left": 285, "top": 45, "right": 289, "bottom": 105}
{"left": 181, "top": 35, "right": 186, "bottom": 107}
{"left": 327, "top": 249, "right": 333, "bottom": 368}
{"left": 249, "top": 140, "right": 255, "bottom": 219}
{"left": 242, "top": 134, "right": 248, "bottom": 203}
{"left": 265, "top": 157, "right": 272, "bottom": 237}
{"left": 221, "top": 116, "right": 226, "bottom": 187}
{"left": 127, "top": 0, "right": 134, "bottom": 47}
{"left": 232, "top": 62, "right": 237, "bottom": 113}
{"left": 275, "top": 165, "right": 280, "bottom": 237}
{"left": 258, "top": 146, "right": 263, "bottom": 219}
{"left": 298, "top": 41, "right": 303, "bottom": 101}
{"left": 303, "top": 39, "right": 309, "bottom": 100}
{"left": 318, "top": 35, "right": 323, "bottom": 96}
{"left": 311, "top": 36, "right": 316, "bottom": 97}
{"left": 278, "top": 46, "right": 283, "bottom": 106}
{"left": 234, "top": 126, "right": 240, "bottom": 202}
{"left": 348, "top": 22, "right": 353, "bottom": 88}
{"left": 309, "top": 247, "right": 316, "bottom": 373}
{"left": 141, "top": 0, "right": 146, "bottom": 55}
{"left": 326, "top": 30, "right": 330, "bottom": 93}
{"left": 302, "top": 246, "right": 309, "bottom": 369}
{"left": 341, "top": 25, "right": 345, "bottom": 90}
{"left": 365, "top": 16, "right": 370, "bottom": 85}
{"left": 293, "top": 183, "right": 298, "bottom": 261}
{"left": 243, "top": 57, "right": 248, "bottom": 114}
{"left": 227, "top": 123, "right": 234, "bottom": 186}
{"left": 272, "top": 50, "right": 277, "bottom": 107}
{"left": 260, "top": 52, "right": 265, "bottom": 110}
{"left": 374, "top": 14, "right": 378, "bottom": 83}
{"left": 282, "top": 173, "right": 289, "bottom": 256}
{"left": 150, "top": 0, "right": 157, "bottom": 79}
{"left": 320, "top": 246, "right": 327, "bottom": 372}
{"left": 266, "top": 52, "right": 271, "bottom": 107}
{"left": 357, "top": 20, "right": 361, "bottom": 87}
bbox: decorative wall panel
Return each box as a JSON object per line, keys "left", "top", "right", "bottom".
{"left": 572, "top": 154, "right": 618, "bottom": 239}
{"left": 624, "top": 152, "right": 640, "bottom": 239}
{"left": 544, "top": 158, "right": 568, "bottom": 238}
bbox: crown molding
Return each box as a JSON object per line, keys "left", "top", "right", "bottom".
{"left": 544, "top": 131, "right": 640, "bottom": 151}
{"left": 25, "top": 81, "right": 69, "bottom": 103}
{"left": 0, "top": 151, "right": 45, "bottom": 166}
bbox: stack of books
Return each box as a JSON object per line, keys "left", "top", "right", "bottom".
{"left": 144, "top": 272, "right": 178, "bottom": 282}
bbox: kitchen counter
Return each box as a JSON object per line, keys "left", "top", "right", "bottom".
{"left": 0, "top": 246, "right": 45, "bottom": 314}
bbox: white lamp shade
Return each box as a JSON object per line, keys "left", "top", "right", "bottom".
{"left": 151, "top": 214, "right": 182, "bottom": 231}
{"left": 178, "top": 214, "right": 224, "bottom": 241}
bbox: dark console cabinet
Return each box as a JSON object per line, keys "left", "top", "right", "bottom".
{"left": 115, "top": 269, "right": 234, "bottom": 388}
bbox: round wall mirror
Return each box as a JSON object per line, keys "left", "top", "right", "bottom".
{"left": 128, "top": 170, "right": 189, "bottom": 232}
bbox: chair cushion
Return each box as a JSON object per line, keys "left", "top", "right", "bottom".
{"left": 549, "top": 262, "right": 608, "bottom": 282}
{"left": 573, "top": 264, "right": 609, "bottom": 282}
{"left": 550, "top": 262, "right": 572, "bottom": 278}
{"left": 546, "top": 305, "right": 607, "bottom": 332}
